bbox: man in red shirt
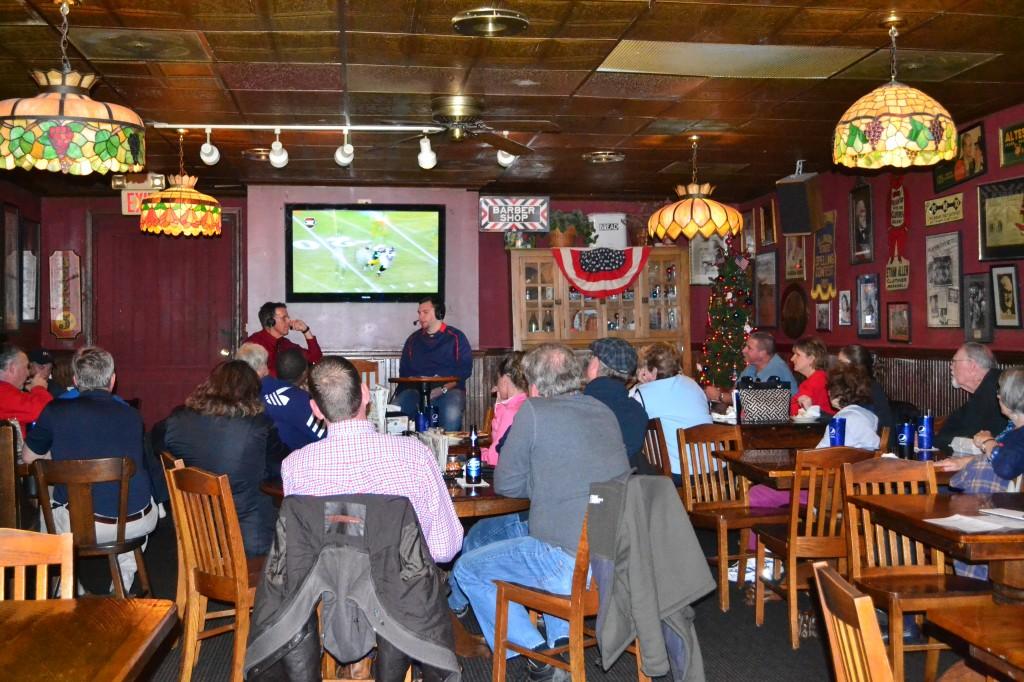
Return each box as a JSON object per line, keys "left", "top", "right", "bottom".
{"left": 244, "top": 301, "right": 323, "bottom": 378}
{"left": 0, "top": 343, "right": 52, "bottom": 435}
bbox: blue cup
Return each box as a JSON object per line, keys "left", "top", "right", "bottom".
{"left": 828, "top": 416, "right": 847, "bottom": 446}
{"left": 415, "top": 411, "right": 431, "bottom": 432}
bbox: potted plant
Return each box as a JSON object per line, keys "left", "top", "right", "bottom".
{"left": 548, "top": 209, "right": 597, "bottom": 247}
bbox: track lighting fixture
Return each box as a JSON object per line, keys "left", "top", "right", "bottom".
{"left": 199, "top": 127, "right": 220, "bottom": 165}
{"left": 334, "top": 130, "right": 355, "bottom": 167}
{"left": 417, "top": 135, "right": 437, "bottom": 170}
{"left": 268, "top": 129, "right": 288, "bottom": 168}
{"left": 496, "top": 131, "right": 516, "bottom": 167}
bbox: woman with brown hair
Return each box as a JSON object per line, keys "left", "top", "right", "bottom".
{"left": 790, "top": 336, "right": 833, "bottom": 417}
{"left": 813, "top": 363, "right": 879, "bottom": 449}
{"left": 481, "top": 351, "right": 528, "bottom": 466}
{"left": 164, "top": 360, "right": 288, "bottom": 556}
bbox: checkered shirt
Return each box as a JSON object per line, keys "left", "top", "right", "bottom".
{"left": 282, "top": 419, "right": 463, "bottom": 563}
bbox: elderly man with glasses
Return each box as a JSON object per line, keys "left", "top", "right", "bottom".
{"left": 934, "top": 342, "right": 1005, "bottom": 453}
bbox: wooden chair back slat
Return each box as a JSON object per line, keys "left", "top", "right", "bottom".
{"left": 33, "top": 457, "right": 136, "bottom": 546}
{"left": 842, "top": 459, "right": 942, "bottom": 581}
{"left": 0, "top": 423, "right": 16, "bottom": 529}
{"left": 678, "top": 424, "right": 744, "bottom": 512}
{"left": 641, "top": 419, "right": 672, "bottom": 478}
{"left": 790, "top": 448, "right": 877, "bottom": 554}
{"left": 813, "top": 561, "right": 895, "bottom": 682}
{"left": 0, "top": 528, "right": 73, "bottom": 600}
{"left": 350, "top": 359, "right": 380, "bottom": 388}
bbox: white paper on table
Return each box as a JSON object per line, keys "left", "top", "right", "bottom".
{"left": 979, "top": 508, "right": 1024, "bottom": 522}
{"left": 950, "top": 437, "right": 982, "bottom": 455}
{"left": 925, "top": 514, "right": 1011, "bottom": 532}
{"left": 456, "top": 478, "right": 491, "bottom": 489}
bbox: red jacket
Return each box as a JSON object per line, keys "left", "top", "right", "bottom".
{"left": 0, "top": 382, "right": 53, "bottom": 436}
{"left": 244, "top": 329, "right": 323, "bottom": 378}
{"left": 790, "top": 369, "right": 834, "bottom": 417}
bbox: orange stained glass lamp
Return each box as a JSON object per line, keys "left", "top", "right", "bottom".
{"left": 0, "top": 2, "right": 145, "bottom": 176}
{"left": 833, "top": 21, "right": 956, "bottom": 170}
{"left": 648, "top": 137, "right": 742, "bottom": 241}
{"left": 140, "top": 131, "right": 221, "bottom": 237}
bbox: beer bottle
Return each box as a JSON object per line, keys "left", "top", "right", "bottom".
{"left": 466, "top": 425, "right": 482, "bottom": 484}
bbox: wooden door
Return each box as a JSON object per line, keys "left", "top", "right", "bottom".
{"left": 93, "top": 212, "right": 238, "bottom": 427}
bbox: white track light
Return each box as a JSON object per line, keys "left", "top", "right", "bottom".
{"left": 496, "top": 149, "right": 516, "bottom": 168}
{"left": 334, "top": 130, "right": 354, "bottom": 166}
{"left": 199, "top": 127, "right": 220, "bottom": 165}
{"left": 269, "top": 129, "right": 288, "bottom": 168}
{"left": 417, "top": 135, "right": 437, "bottom": 170}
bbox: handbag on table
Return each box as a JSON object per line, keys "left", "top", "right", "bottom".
{"left": 736, "top": 377, "right": 791, "bottom": 424}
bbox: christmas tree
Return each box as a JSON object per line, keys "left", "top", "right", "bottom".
{"left": 698, "top": 234, "right": 754, "bottom": 389}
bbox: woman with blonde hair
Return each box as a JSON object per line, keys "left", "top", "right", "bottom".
{"left": 481, "top": 352, "right": 528, "bottom": 466}
{"left": 790, "top": 336, "right": 833, "bottom": 417}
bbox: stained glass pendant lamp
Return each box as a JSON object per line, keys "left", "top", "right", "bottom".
{"left": 0, "top": 0, "right": 145, "bottom": 175}
{"left": 648, "top": 136, "right": 742, "bottom": 241}
{"left": 139, "top": 131, "right": 221, "bottom": 237}
{"left": 833, "top": 18, "right": 956, "bottom": 169}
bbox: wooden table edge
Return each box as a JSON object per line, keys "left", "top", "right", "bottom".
{"left": 120, "top": 600, "right": 179, "bottom": 681}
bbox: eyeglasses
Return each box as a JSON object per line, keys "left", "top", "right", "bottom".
{"left": 949, "top": 358, "right": 970, "bottom": 366}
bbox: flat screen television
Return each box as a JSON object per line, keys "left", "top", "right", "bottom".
{"left": 285, "top": 203, "right": 445, "bottom": 303}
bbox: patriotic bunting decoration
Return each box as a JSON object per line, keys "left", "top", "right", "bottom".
{"left": 551, "top": 246, "right": 651, "bottom": 298}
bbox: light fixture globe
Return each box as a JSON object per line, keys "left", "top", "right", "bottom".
{"left": 417, "top": 136, "right": 437, "bottom": 170}
{"left": 496, "top": 149, "right": 516, "bottom": 168}
{"left": 0, "top": 69, "right": 145, "bottom": 175}
{"left": 139, "top": 174, "right": 222, "bottom": 237}
{"left": 648, "top": 182, "right": 743, "bottom": 241}
{"left": 833, "top": 80, "right": 957, "bottom": 169}
{"left": 268, "top": 139, "right": 288, "bottom": 168}
{"left": 334, "top": 142, "right": 354, "bottom": 167}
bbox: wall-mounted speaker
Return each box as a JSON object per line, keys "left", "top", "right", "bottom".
{"left": 775, "top": 173, "right": 823, "bottom": 236}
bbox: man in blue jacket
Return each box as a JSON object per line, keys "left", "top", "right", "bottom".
{"left": 583, "top": 338, "right": 648, "bottom": 468}
{"left": 261, "top": 347, "right": 326, "bottom": 451}
{"left": 394, "top": 296, "right": 472, "bottom": 431}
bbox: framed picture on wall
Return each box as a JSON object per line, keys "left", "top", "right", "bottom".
{"left": 759, "top": 201, "right": 776, "bottom": 247}
{"left": 963, "top": 273, "right": 994, "bottom": 343}
{"left": 2, "top": 204, "right": 17, "bottom": 331}
{"left": 19, "top": 219, "right": 39, "bottom": 323}
{"left": 856, "top": 273, "right": 880, "bottom": 338}
{"left": 754, "top": 251, "right": 777, "bottom": 328}
{"left": 741, "top": 209, "right": 756, "bottom": 255}
{"left": 849, "top": 184, "right": 873, "bottom": 264}
{"left": 933, "top": 123, "right": 986, "bottom": 193}
{"left": 977, "top": 177, "right": 1024, "bottom": 260}
{"left": 689, "top": 233, "right": 728, "bottom": 285}
{"left": 925, "top": 231, "right": 962, "bottom": 328}
{"left": 887, "top": 303, "right": 911, "bottom": 343}
{"left": 815, "top": 301, "right": 832, "bottom": 332}
{"left": 784, "top": 235, "right": 805, "bottom": 280}
{"left": 991, "top": 264, "right": 1020, "bottom": 327}
{"left": 837, "top": 289, "right": 852, "bottom": 326}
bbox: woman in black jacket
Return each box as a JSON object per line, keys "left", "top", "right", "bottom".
{"left": 164, "top": 360, "right": 288, "bottom": 556}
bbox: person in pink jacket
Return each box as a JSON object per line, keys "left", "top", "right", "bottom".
{"left": 481, "top": 352, "right": 528, "bottom": 466}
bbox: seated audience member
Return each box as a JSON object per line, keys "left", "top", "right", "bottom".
{"left": 244, "top": 301, "right": 322, "bottom": 378}
{"left": 703, "top": 331, "right": 798, "bottom": 406}
{"left": 236, "top": 342, "right": 270, "bottom": 378}
{"left": 0, "top": 342, "right": 52, "bottom": 435}
{"left": 583, "top": 338, "right": 648, "bottom": 466}
{"left": 837, "top": 344, "right": 893, "bottom": 433}
{"left": 281, "top": 356, "right": 462, "bottom": 563}
{"left": 22, "top": 346, "right": 156, "bottom": 591}
{"left": 482, "top": 351, "right": 528, "bottom": 466}
{"left": 935, "top": 342, "right": 1004, "bottom": 453}
{"left": 452, "top": 343, "right": 629, "bottom": 677}
{"left": 790, "top": 336, "right": 833, "bottom": 417}
{"left": 50, "top": 352, "right": 75, "bottom": 396}
{"left": 164, "top": 360, "right": 288, "bottom": 557}
{"left": 261, "top": 348, "right": 326, "bottom": 451}
{"left": 632, "top": 342, "right": 711, "bottom": 477}
{"left": 28, "top": 349, "right": 65, "bottom": 398}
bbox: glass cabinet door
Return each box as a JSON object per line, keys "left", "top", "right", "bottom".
{"left": 520, "top": 257, "right": 559, "bottom": 342}
{"left": 603, "top": 285, "right": 638, "bottom": 338}
{"left": 643, "top": 254, "right": 682, "bottom": 337}
{"left": 565, "top": 285, "right": 603, "bottom": 342}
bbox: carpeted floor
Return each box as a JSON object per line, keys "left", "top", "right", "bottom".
{"left": 137, "top": 514, "right": 960, "bottom": 681}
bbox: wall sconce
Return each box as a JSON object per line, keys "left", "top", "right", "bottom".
{"left": 269, "top": 128, "right": 288, "bottom": 168}
{"left": 199, "top": 127, "right": 220, "bottom": 165}
{"left": 417, "top": 136, "right": 437, "bottom": 170}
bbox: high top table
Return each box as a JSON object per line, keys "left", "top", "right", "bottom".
{"left": 388, "top": 376, "right": 459, "bottom": 420}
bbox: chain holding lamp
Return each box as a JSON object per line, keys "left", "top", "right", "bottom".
{"left": 139, "top": 130, "right": 222, "bottom": 237}
{"left": 648, "top": 136, "right": 742, "bottom": 242}
{"left": 0, "top": 0, "right": 145, "bottom": 176}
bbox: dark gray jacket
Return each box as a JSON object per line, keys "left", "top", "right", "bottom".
{"left": 589, "top": 474, "right": 715, "bottom": 681}
{"left": 244, "top": 495, "right": 459, "bottom": 681}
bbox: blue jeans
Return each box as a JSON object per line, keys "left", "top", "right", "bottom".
{"left": 448, "top": 513, "right": 529, "bottom": 611}
{"left": 394, "top": 387, "right": 466, "bottom": 432}
{"left": 452, "top": 536, "right": 575, "bottom": 656}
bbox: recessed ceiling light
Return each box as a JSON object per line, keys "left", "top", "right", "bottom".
{"left": 452, "top": 8, "right": 529, "bottom": 37}
{"left": 243, "top": 147, "right": 271, "bottom": 161}
{"left": 582, "top": 150, "right": 626, "bottom": 164}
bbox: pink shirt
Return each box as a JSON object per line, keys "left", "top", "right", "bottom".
{"left": 482, "top": 392, "right": 527, "bottom": 466}
{"left": 281, "top": 419, "right": 463, "bottom": 562}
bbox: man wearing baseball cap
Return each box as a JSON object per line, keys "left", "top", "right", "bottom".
{"left": 28, "top": 349, "right": 64, "bottom": 398}
{"left": 583, "top": 337, "right": 648, "bottom": 468}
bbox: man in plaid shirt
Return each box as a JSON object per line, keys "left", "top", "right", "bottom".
{"left": 282, "top": 355, "right": 463, "bottom": 563}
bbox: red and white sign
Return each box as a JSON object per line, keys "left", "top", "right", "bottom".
{"left": 479, "top": 196, "right": 549, "bottom": 231}
{"left": 48, "top": 250, "right": 82, "bottom": 339}
{"left": 121, "top": 190, "right": 153, "bottom": 215}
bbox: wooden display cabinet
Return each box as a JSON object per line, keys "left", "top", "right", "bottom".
{"left": 510, "top": 246, "right": 691, "bottom": 371}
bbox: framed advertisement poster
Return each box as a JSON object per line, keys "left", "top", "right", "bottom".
{"left": 933, "top": 123, "right": 986, "bottom": 193}
{"left": 925, "top": 231, "right": 962, "bottom": 328}
{"left": 784, "top": 235, "right": 805, "bottom": 280}
{"left": 977, "top": 177, "right": 1024, "bottom": 260}
{"left": 754, "top": 251, "right": 777, "bottom": 328}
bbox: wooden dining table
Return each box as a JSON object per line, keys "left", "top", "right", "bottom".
{"left": 846, "top": 493, "right": 1024, "bottom": 605}
{"left": 927, "top": 602, "right": 1024, "bottom": 680}
{"left": 0, "top": 597, "right": 176, "bottom": 680}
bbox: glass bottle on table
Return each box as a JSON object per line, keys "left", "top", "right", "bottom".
{"left": 466, "top": 425, "right": 482, "bottom": 484}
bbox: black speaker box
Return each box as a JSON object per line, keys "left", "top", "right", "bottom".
{"left": 775, "top": 173, "right": 823, "bottom": 236}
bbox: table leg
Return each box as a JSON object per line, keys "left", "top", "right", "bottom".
{"left": 988, "top": 560, "right": 1024, "bottom": 604}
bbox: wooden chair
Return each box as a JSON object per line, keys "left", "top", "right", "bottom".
{"left": 813, "top": 561, "right": 895, "bottom": 682}
{"left": 159, "top": 452, "right": 188, "bottom": 625}
{"left": 0, "top": 422, "right": 16, "bottom": 528}
{"left": 879, "top": 425, "right": 892, "bottom": 453}
{"left": 640, "top": 418, "right": 672, "bottom": 477}
{"left": 0, "top": 528, "right": 73, "bottom": 600}
{"left": 678, "top": 423, "right": 790, "bottom": 612}
{"left": 168, "top": 465, "right": 264, "bottom": 682}
{"left": 753, "top": 446, "right": 878, "bottom": 649}
{"left": 350, "top": 358, "right": 380, "bottom": 388}
{"left": 492, "top": 516, "right": 649, "bottom": 682}
{"left": 842, "top": 458, "right": 993, "bottom": 682}
{"left": 33, "top": 457, "right": 152, "bottom": 598}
